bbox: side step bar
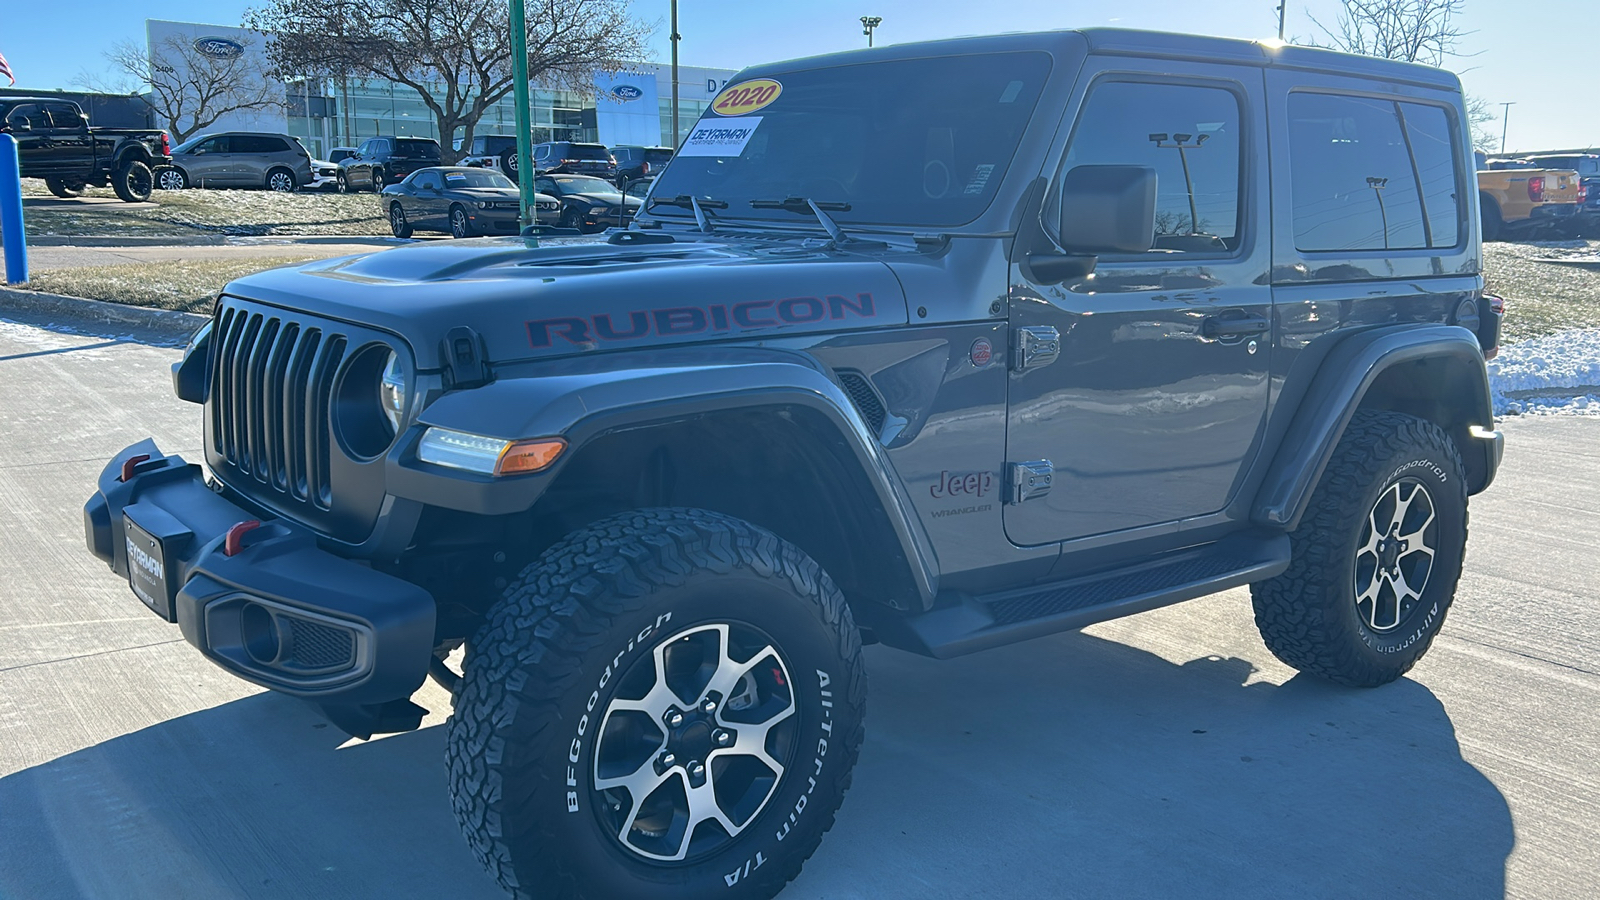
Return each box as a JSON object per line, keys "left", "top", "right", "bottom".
{"left": 879, "top": 531, "right": 1291, "bottom": 659}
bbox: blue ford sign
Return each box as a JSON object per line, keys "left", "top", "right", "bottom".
{"left": 610, "top": 84, "right": 644, "bottom": 102}
{"left": 193, "top": 37, "right": 245, "bottom": 60}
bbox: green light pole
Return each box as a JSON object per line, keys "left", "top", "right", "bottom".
{"left": 510, "top": 0, "right": 538, "bottom": 242}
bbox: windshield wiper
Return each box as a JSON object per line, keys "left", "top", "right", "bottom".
{"left": 749, "top": 196, "right": 878, "bottom": 247}
{"left": 647, "top": 194, "right": 727, "bottom": 233}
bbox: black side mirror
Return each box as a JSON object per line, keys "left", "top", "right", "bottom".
{"left": 1025, "top": 165, "right": 1157, "bottom": 284}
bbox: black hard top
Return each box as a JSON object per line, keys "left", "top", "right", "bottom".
{"left": 737, "top": 27, "right": 1461, "bottom": 91}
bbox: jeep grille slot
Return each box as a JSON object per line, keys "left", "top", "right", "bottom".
{"left": 837, "top": 370, "right": 887, "bottom": 437}
{"left": 210, "top": 301, "right": 346, "bottom": 511}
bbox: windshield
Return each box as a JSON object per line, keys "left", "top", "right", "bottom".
{"left": 442, "top": 170, "right": 516, "bottom": 189}
{"left": 548, "top": 175, "right": 620, "bottom": 195}
{"left": 647, "top": 52, "right": 1050, "bottom": 228}
{"left": 172, "top": 135, "right": 209, "bottom": 153}
{"left": 397, "top": 139, "right": 440, "bottom": 158}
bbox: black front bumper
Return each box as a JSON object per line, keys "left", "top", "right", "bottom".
{"left": 85, "top": 440, "right": 436, "bottom": 724}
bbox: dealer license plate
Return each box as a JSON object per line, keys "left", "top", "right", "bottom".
{"left": 123, "top": 514, "right": 172, "bottom": 619}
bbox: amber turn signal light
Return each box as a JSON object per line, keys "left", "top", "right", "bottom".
{"left": 495, "top": 438, "right": 566, "bottom": 476}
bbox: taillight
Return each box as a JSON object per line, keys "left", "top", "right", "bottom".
{"left": 642, "top": 161, "right": 652, "bottom": 175}
{"left": 1528, "top": 176, "right": 1546, "bottom": 202}
{"left": 160, "top": 133, "right": 170, "bottom": 156}
{"left": 1484, "top": 295, "right": 1505, "bottom": 360}
{"left": 1579, "top": 184, "right": 1590, "bottom": 203}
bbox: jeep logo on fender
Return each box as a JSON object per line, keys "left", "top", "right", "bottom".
{"left": 527, "top": 293, "right": 877, "bottom": 348}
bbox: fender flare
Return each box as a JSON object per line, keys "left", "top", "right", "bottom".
{"left": 389, "top": 346, "right": 941, "bottom": 606}
{"left": 1252, "top": 324, "right": 1497, "bottom": 530}
{"left": 112, "top": 142, "right": 153, "bottom": 169}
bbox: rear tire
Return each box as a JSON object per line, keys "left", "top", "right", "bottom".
{"left": 446, "top": 508, "right": 866, "bottom": 900}
{"left": 388, "top": 202, "right": 413, "bottom": 239}
{"left": 44, "top": 176, "right": 85, "bottom": 198}
{"left": 1251, "top": 411, "right": 1468, "bottom": 687}
{"left": 112, "top": 159, "right": 154, "bottom": 203}
{"left": 265, "top": 167, "right": 297, "bottom": 193}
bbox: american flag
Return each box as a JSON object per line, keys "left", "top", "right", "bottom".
{"left": 0, "top": 50, "right": 13, "bottom": 86}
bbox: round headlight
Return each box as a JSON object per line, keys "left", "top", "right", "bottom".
{"left": 379, "top": 351, "right": 406, "bottom": 430}
{"left": 477, "top": 201, "right": 490, "bottom": 209}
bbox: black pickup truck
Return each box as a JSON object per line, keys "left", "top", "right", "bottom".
{"left": 0, "top": 97, "right": 171, "bottom": 202}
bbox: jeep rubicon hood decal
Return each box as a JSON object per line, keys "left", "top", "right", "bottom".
{"left": 222, "top": 237, "right": 910, "bottom": 367}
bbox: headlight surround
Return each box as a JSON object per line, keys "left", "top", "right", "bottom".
{"left": 477, "top": 200, "right": 490, "bottom": 209}
{"left": 417, "top": 427, "right": 565, "bottom": 476}
{"left": 379, "top": 350, "right": 407, "bottom": 431}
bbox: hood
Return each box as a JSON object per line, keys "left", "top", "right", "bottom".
{"left": 568, "top": 191, "right": 640, "bottom": 207}
{"left": 449, "top": 187, "right": 521, "bottom": 200}
{"left": 222, "top": 236, "right": 909, "bottom": 368}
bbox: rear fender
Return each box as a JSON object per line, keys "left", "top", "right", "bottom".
{"left": 1254, "top": 325, "right": 1498, "bottom": 530}
{"left": 397, "top": 345, "right": 940, "bottom": 607}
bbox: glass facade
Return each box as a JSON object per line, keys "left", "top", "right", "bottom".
{"left": 286, "top": 71, "right": 731, "bottom": 159}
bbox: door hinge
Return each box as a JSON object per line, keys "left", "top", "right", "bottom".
{"left": 1006, "top": 460, "right": 1054, "bottom": 505}
{"left": 1011, "top": 326, "right": 1061, "bottom": 372}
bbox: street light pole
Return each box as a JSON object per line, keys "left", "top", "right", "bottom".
{"left": 510, "top": 0, "right": 538, "bottom": 243}
{"left": 861, "top": 16, "right": 882, "bottom": 48}
{"left": 1499, "top": 101, "right": 1515, "bottom": 154}
{"left": 670, "top": 0, "right": 680, "bottom": 147}
{"left": 1277, "top": 1, "right": 1286, "bottom": 40}
{"left": 1149, "top": 132, "right": 1209, "bottom": 234}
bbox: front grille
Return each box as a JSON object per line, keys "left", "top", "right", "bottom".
{"left": 210, "top": 301, "right": 347, "bottom": 510}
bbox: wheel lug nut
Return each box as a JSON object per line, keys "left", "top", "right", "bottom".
{"left": 659, "top": 751, "right": 676, "bottom": 767}
{"left": 665, "top": 710, "right": 684, "bottom": 728}
{"left": 688, "top": 761, "right": 706, "bottom": 784}
{"left": 700, "top": 698, "right": 716, "bottom": 713}
{"left": 714, "top": 729, "right": 732, "bottom": 746}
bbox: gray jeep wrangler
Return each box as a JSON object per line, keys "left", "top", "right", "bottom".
{"left": 85, "top": 28, "right": 1503, "bottom": 900}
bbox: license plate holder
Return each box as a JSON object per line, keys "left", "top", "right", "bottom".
{"left": 122, "top": 504, "right": 192, "bottom": 622}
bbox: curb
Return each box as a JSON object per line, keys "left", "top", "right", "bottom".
{"left": 0, "top": 286, "right": 206, "bottom": 345}
{"left": 25, "top": 235, "right": 229, "bottom": 248}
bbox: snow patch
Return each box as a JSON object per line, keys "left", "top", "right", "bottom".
{"left": 1488, "top": 329, "right": 1600, "bottom": 417}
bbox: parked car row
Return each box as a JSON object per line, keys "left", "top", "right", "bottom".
{"left": 379, "top": 167, "right": 642, "bottom": 238}
{"left": 458, "top": 136, "right": 671, "bottom": 189}
{"left": 1475, "top": 150, "right": 1596, "bottom": 240}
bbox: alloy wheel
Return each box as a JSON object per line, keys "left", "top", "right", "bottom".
{"left": 157, "top": 169, "right": 186, "bottom": 191}
{"left": 592, "top": 622, "right": 797, "bottom": 863}
{"left": 1353, "top": 479, "right": 1438, "bottom": 632}
{"left": 268, "top": 171, "right": 295, "bottom": 192}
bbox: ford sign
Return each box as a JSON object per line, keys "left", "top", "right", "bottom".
{"left": 610, "top": 85, "right": 644, "bottom": 102}
{"left": 193, "top": 37, "right": 245, "bottom": 60}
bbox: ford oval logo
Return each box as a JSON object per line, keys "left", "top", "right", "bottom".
{"left": 193, "top": 37, "right": 245, "bottom": 59}
{"left": 610, "top": 85, "right": 644, "bottom": 102}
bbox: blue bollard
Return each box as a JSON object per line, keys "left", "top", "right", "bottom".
{"left": 0, "top": 133, "right": 27, "bottom": 284}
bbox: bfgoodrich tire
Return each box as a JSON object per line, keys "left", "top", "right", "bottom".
{"left": 1251, "top": 411, "right": 1468, "bottom": 687}
{"left": 446, "top": 508, "right": 866, "bottom": 900}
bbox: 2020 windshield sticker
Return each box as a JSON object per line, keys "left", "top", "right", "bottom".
{"left": 712, "top": 78, "right": 783, "bottom": 116}
{"left": 679, "top": 117, "right": 763, "bottom": 158}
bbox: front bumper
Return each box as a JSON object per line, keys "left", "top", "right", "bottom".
{"left": 84, "top": 440, "right": 436, "bottom": 717}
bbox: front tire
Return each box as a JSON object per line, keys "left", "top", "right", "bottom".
{"left": 446, "top": 508, "right": 866, "bottom": 900}
{"left": 44, "top": 176, "right": 86, "bottom": 198}
{"left": 112, "top": 159, "right": 154, "bottom": 202}
{"left": 449, "top": 204, "right": 474, "bottom": 239}
{"left": 1251, "top": 411, "right": 1468, "bottom": 687}
{"left": 337, "top": 172, "right": 350, "bottom": 193}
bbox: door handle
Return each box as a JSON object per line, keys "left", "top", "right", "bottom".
{"left": 1201, "top": 313, "right": 1270, "bottom": 338}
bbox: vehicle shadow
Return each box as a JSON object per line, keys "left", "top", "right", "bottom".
{"left": 0, "top": 629, "right": 1512, "bottom": 900}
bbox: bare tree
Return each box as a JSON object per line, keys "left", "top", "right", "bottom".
{"left": 1308, "top": 0, "right": 1471, "bottom": 67}
{"left": 246, "top": 0, "right": 651, "bottom": 163}
{"left": 1464, "top": 94, "right": 1499, "bottom": 153}
{"left": 86, "top": 34, "right": 285, "bottom": 143}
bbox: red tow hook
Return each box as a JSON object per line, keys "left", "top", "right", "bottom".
{"left": 119, "top": 454, "right": 152, "bottom": 482}
{"left": 223, "top": 520, "right": 262, "bottom": 557}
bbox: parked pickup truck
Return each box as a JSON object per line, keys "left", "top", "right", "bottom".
{"left": 1476, "top": 151, "right": 1584, "bottom": 240}
{"left": 0, "top": 97, "right": 171, "bottom": 202}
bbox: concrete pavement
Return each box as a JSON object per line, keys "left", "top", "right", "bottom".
{"left": 0, "top": 316, "right": 1595, "bottom": 899}
{"left": 25, "top": 236, "right": 416, "bottom": 272}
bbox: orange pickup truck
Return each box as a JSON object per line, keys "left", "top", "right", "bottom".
{"left": 1476, "top": 151, "right": 1586, "bottom": 240}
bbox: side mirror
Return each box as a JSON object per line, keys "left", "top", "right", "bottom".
{"left": 1056, "top": 164, "right": 1157, "bottom": 254}
{"left": 1026, "top": 165, "right": 1157, "bottom": 285}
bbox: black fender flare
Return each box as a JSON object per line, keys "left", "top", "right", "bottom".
{"left": 388, "top": 346, "right": 941, "bottom": 606}
{"left": 112, "top": 142, "right": 153, "bottom": 169}
{"left": 1252, "top": 324, "right": 1499, "bottom": 530}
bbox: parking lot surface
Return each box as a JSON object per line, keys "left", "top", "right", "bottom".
{"left": 0, "top": 316, "right": 1595, "bottom": 899}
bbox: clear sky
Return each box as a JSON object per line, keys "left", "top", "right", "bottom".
{"left": 0, "top": 1, "right": 1590, "bottom": 153}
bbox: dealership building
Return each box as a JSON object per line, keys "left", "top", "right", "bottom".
{"left": 146, "top": 20, "right": 738, "bottom": 157}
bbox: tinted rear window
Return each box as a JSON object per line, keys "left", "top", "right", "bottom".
{"left": 234, "top": 135, "right": 290, "bottom": 153}
{"left": 397, "top": 139, "right": 440, "bottom": 158}
{"left": 644, "top": 148, "right": 673, "bottom": 163}
{"left": 564, "top": 145, "right": 612, "bottom": 160}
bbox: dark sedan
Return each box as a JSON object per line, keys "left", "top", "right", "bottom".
{"left": 533, "top": 174, "right": 643, "bottom": 233}
{"left": 381, "top": 167, "right": 561, "bottom": 238}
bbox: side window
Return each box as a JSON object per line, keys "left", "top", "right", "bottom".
{"left": 202, "top": 136, "right": 232, "bottom": 154}
{"left": 1053, "top": 80, "right": 1244, "bottom": 254}
{"left": 417, "top": 172, "right": 441, "bottom": 190}
{"left": 376, "top": 139, "right": 392, "bottom": 156}
{"left": 1287, "top": 93, "right": 1460, "bottom": 251}
{"left": 534, "top": 176, "right": 557, "bottom": 194}
{"left": 44, "top": 103, "right": 84, "bottom": 129}
{"left": 357, "top": 140, "right": 375, "bottom": 157}
{"left": 6, "top": 104, "right": 51, "bottom": 131}
{"left": 1397, "top": 102, "right": 1461, "bottom": 249}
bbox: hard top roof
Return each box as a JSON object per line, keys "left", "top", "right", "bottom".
{"left": 739, "top": 27, "right": 1461, "bottom": 92}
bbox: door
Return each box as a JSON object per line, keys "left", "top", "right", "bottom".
{"left": 410, "top": 170, "right": 445, "bottom": 227}
{"left": 230, "top": 134, "right": 276, "bottom": 186}
{"left": 5, "top": 104, "right": 56, "bottom": 174}
{"left": 350, "top": 139, "right": 375, "bottom": 187}
{"left": 41, "top": 103, "right": 93, "bottom": 175}
{"left": 184, "top": 135, "right": 234, "bottom": 186}
{"left": 1004, "top": 64, "right": 1274, "bottom": 546}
